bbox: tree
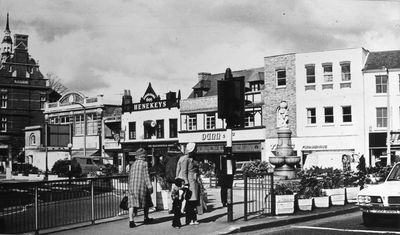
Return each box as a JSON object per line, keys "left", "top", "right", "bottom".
{"left": 46, "top": 72, "right": 69, "bottom": 96}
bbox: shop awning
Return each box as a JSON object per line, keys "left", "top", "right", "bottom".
{"left": 71, "top": 150, "right": 100, "bottom": 157}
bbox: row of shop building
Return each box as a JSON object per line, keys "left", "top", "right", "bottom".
{"left": 24, "top": 47, "right": 400, "bottom": 172}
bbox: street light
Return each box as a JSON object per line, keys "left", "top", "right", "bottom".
{"left": 384, "top": 66, "right": 391, "bottom": 166}
{"left": 67, "top": 143, "right": 72, "bottom": 176}
{"left": 44, "top": 114, "right": 49, "bottom": 181}
{"left": 72, "top": 102, "right": 86, "bottom": 157}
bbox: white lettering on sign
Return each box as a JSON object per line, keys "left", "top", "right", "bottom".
{"left": 132, "top": 100, "right": 167, "bottom": 111}
{"left": 201, "top": 133, "right": 226, "bottom": 141}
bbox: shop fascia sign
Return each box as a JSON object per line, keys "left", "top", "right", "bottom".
{"left": 200, "top": 131, "right": 236, "bottom": 142}
{"left": 132, "top": 100, "right": 167, "bottom": 111}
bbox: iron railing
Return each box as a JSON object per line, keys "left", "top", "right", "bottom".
{"left": 0, "top": 175, "right": 129, "bottom": 234}
{"left": 243, "top": 172, "right": 274, "bottom": 220}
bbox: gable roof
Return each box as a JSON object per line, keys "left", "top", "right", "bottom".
{"left": 188, "top": 67, "right": 264, "bottom": 98}
{"left": 363, "top": 50, "right": 400, "bottom": 71}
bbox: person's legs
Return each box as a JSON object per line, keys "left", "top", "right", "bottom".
{"left": 128, "top": 207, "right": 136, "bottom": 228}
{"left": 220, "top": 185, "right": 227, "bottom": 206}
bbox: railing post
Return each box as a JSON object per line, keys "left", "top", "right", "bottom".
{"left": 91, "top": 179, "right": 95, "bottom": 224}
{"left": 244, "top": 173, "right": 248, "bottom": 221}
{"left": 35, "top": 185, "right": 39, "bottom": 235}
{"left": 270, "top": 173, "right": 275, "bottom": 216}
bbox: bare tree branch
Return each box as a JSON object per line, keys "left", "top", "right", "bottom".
{"left": 46, "top": 72, "right": 69, "bottom": 95}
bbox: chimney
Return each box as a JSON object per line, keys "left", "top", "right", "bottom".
{"left": 198, "top": 72, "right": 211, "bottom": 81}
{"left": 14, "top": 34, "right": 28, "bottom": 50}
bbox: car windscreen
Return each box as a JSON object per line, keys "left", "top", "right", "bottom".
{"left": 387, "top": 164, "right": 400, "bottom": 181}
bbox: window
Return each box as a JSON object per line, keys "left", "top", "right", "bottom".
{"left": 60, "top": 116, "right": 70, "bottom": 124}
{"left": 249, "top": 81, "right": 262, "bottom": 92}
{"left": 307, "top": 108, "right": 316, "bottom": 124}
{"left": 1, "top": 93, "right": 7, "bottom": 108}
{"left": 29, "top": 134, "right": 36, "bottom": 145}
{"left": 156, "top": 120, "right": 164, "bottom": 138}
{"left": 305, "top": 65, "right": 315, "bottom": 84}
{"left": 86, "top": 114, "right": 99, "bottom": 135}
{"left": 376, "top": 75, "right": 388, "bottom": 93}
{"left": 50, "top": 117, "right": 59, "bottom": 124}
{"left": 40, "top": 95, "right": 46, "bottom": 109}
{"left": 376, "top": 107, "right": 387, "bottom": 128}
{"left": 205, "top": 113, "right": 216, "bottom": 129}
{"left": 341, "top": 62, "right": 351, "bottom": 81}
{"left": 324, "top": 107, "right": 334, "bottom": 123}
{"left": 194, "top": 90, "right": 203, "bottom": 98}
{"left": 188, "top": 115, "right": 197, "bottom": 131}
{"left": 244, "top": 113, "right": 255, "bottom": 127}
{"left": 276, "top": 69, "right": 286, "bottom": 87}
{"left": 342, "top": 106, "right": 352, "bottom": 123}
{"left": 74, "top": 115, "right": 84, "bottom": 135}
{"left": 169, "top": 119, "right": 177, "bottom": 138}
{"left": 0, "top": 117, "right": 7, "bottom": 132}
{"left": 129, "top": 122, "right": 136, "bottom": 139}
{"left": 322, "top": 63, "right": 333, "bottom": 82}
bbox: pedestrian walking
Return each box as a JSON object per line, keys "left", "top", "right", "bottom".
{"left": 171, "top": 178, "right": 185, "bottom": 228}
{"left": 127, "top": 148, "right": 154, "bottom": 228}
{"left": 185, "top": 142, "right": 200, "bottom": 225}
{"left": 164, "top": 145, "right": 182, "bottom": 213}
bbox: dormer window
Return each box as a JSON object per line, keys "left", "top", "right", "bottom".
{"left": 194, "top": 89, "right": 203, "bottom": 98}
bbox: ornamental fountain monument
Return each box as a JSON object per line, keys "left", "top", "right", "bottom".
{"left": 269, "top": 101, "right": 300, "bottom": 179}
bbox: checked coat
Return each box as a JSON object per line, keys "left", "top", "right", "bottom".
{"left": 127, "top": 159, "right": 153, "bottom": 208}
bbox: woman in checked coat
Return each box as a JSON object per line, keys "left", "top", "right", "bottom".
{"left": 127, "top": 148, "right": 154, "bottom": 228}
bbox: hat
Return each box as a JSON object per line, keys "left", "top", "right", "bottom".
{"left": 135, "top": 148, "right": 147, "bottom": 160}
{"left": 185, "top": 142, "right": 196, "bottom": 154}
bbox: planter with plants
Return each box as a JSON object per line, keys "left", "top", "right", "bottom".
{"left": 274, "top": 182, "right": 297, "bottom": 215}
{"left": 321, "top": 169, "right": 345, "bottom": 206}
{"left": 342, "top": 171, "right": 362, "bottom": 203}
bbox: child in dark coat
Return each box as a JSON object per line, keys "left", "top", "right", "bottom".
{"left": 171, "top": 178, "right": 185, "bottom": 228}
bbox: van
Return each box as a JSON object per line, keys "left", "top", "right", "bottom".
{"left": 72, "top": 157, "right": 105, "bottom": 176}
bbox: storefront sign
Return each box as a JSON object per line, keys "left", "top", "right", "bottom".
{"left": 197, "top": 142, "right": 261, "bottom": 153}
{"left": 201, "top": 132, "right": 226, "bottom": 141}
{"left": 132, "top": 100, "right": 167, "bottom": 111}
{"left": 302, "top": 145, "right": 328, "bottom": 150}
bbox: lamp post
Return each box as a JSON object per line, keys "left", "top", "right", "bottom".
{"left": 67, "top": 143, "right": 72, "bottom": 178}
{"left": 44, "top": 114, "right": 49, "bottom": 180}
{"left": 384, "top": 67, "right": 391, "bottom": 166}
{"left": 72, "top": 102, "right": 86, "bottom": 157}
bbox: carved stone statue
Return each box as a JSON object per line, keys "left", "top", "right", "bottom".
{"left": 277, "top": 101, "right": 289, "bottom": 128}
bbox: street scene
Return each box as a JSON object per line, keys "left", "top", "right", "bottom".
{"left": 1, "top": 0, "right": 400, "bottom": 234}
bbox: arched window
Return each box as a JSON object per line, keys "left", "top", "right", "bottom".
{"left": 29, "top": 133, "right": 36, "bottom": 145}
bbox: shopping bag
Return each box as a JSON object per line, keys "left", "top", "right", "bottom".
{"left": 120, "top": 196, "right": 128, "bottom": 211}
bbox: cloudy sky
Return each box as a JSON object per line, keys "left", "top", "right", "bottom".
{"left": 0, "top": 0, "right": 399, "bottom": 103}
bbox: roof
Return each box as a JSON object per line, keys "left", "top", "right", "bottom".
{"left": 187, "top": 67, "right": 264, "bottom": 98}
{"left": 363, "top": 50, "right": 400, "bottom": 71}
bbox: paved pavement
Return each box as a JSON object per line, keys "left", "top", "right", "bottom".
{"left": 40, "top": 187, "right": 359, "bottom": 235}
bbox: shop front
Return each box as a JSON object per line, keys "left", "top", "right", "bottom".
{"left": 369, "top": 132, "right": 400, "bottom": 167}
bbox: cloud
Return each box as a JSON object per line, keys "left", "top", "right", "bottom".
{"left": 0, "top": 0, "right": 398, "bottom": 103}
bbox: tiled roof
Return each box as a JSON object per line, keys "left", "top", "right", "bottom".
{"left": 363, "top": 50, "right": 400, "bottom": 71}
{"left": 187, "top": 67, "right": 264, "bottom": 98}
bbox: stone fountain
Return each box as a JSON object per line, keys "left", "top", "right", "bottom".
{"left": 269, "top": 101, "right": 300, "bottom": 179}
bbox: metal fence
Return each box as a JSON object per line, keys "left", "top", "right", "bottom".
{"left": 0, "top": 175, "right": 129, "bottom": 234}
{"left": 243, "top": 172, "right": 274, "bottom": 220}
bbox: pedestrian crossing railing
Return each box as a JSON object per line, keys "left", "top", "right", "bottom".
{"left": 243, "top": 172, "right": 275, "bottom": 221}
{"left": 0, "top": 175, "right": 129, "bottom": 234}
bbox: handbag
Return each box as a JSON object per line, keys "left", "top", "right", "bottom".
{"left": 120, "top": 196, "right": 128, "bottom": 211}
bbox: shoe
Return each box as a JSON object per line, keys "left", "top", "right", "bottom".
{"left": 189, "top": 221, "right": 199, "bottom": 225}
{"left": 129, "top": 221, "right": 136, "bottom": 228}
{"left": 144, "top": 218, "right": 154, "bottom": 224}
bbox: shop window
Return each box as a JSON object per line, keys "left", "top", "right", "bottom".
{"left": 305, "top": 64, "right": 315, "bottom": 84}
{"left": 1, "top": 93, "right": 7, "bottom": 108}
{"left": 307, "top": 108, "right": 316, "bottom": 124}
{"left": 376, "top": 107, "right": 387, "bottom": 128}
{"left": 129, "top": 122, "right": 136, "bottom": 139}
{"left": 341, "top": 62, "right": 351, "bottom": 81}
{"left": 169, "top": 119, "right": 177, "bottom": 138}
{"left": 376, "top": 75, "right": 387, "bottom": 93}
{"left": 74, "top": 115, "right": 84, "bottom": 136}
{"left": 156, "top": 120, "right": 164, "bottom": 138}
{"left": 0, "top": 117, "right": 7, "bottom": 132}
{"left": 86, "top": 114, "right": 99, "bottom": 135}
{"left": 60, "top": 116, "right": 70, "bottom": 124}
{"left": 276, "top": 69, "right": 286, "bottom": 87}
{"left": 324, "top": 107, "right": 334, "bottom": 123}
{"left": 342, "top": 106, "right": 352, "bottom": 123}
{"left": 29, "top": 133, "right": 36, "bottom": 145}
{"left": 322, "top": 63, "right": 333, "bottom": 82}
{"left": 188, "top": 114, "right": 197, "bottom": 131}
{"left": 205, "top": 113, "right": 216, "bottom": 129}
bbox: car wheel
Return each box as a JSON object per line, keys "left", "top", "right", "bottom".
{"left": 362, "top": 212, "right": 376, "bottom": 227}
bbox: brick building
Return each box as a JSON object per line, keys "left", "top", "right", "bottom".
{"left": 0, "top": 14, "right": 51, "bottom": 170}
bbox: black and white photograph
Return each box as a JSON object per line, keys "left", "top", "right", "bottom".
{"left": 0, "top": 0, "right": 400, "bottom": 234}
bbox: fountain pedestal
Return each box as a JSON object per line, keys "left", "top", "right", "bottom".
{"left": 270, "top": 128, "right": 300, "bottom": 180}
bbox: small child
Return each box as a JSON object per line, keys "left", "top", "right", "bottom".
{"left": 171, "top": 178, "right": 185, "bottom": 228}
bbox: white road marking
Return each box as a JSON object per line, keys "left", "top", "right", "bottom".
{"left": 292, "top": 225, "right": 400, "bottom": 234}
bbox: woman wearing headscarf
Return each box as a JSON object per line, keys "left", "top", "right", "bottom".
{"left": 184, "top": 142, "right": 200, "bottom": 225}
{"left": 127, "top": 148, "right": 154, "bottom": 228}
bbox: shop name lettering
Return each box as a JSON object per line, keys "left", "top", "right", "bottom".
{"left": 202, "top": 133, "right": 225, "bottom": 141}
{"left": 133, "top": 101, "right": 167, "bottom": 110}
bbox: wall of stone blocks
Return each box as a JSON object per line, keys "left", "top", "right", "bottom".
{"left": 262, "top": 53, "right": 297, "bottom": 138}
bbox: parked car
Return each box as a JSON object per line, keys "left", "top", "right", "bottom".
{"left": 357, "top": 162, "right": 400, "bottom": 227}
{"left": 234, "top": 161, "right": 251, "bottom": 179}
{"left": 72, "top": 157, "right": 105, "bottom": 176}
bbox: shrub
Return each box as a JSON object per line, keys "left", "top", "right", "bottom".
{"left": 297, "top": 172, "right": 324, "bottom": 199}
{"left": 51, "top": 159, "right": 82, "bottom": 178}
{"left": 274, "top": 181, "right": 298, "bottom": 195}
{"left": 242, "top": 160, "right": 273, "bottom": 176}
